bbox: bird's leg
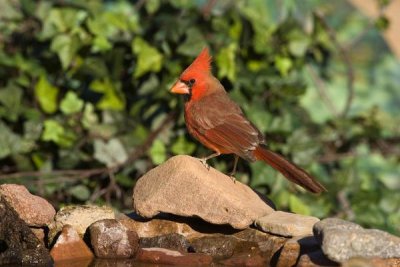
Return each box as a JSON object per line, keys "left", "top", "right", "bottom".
{"left": 199, "top": 152, "right": 220, "bottom": 170}
{"left": 229, "top": 155, "right": 239, "bottom": 183}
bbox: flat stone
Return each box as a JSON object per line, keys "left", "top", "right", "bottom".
{"left": 190, "top": 235, "right": 238, "bottom": 259}
{"left": 49, "top": 205, "right": 115, "bottom": 243}
{"left": 140, "top": 233, "right": 190, "bottom": 253}
{"left": 89, "top": 219, "right": 139, "bottom": 258}
{"left": 255, "top": 211, "right": 319, "bottom": 237}
{"left": 133, "top": 155, "right": 274, "bottom": 229}
{"left": 122, "top": 213, "right": 204, "bottom": 239}
{"left": 0, "top": 195, "right": 53, "bottom": 266}
{"left": 233, "top": 228, "right": 273, "bottom": 242}
{"left": 314, "top": 218, "right": 400, "bottom": 262}
{"left": 135, "top": 247, "right": 213, "bottom": 265}
{"left": 0, "top": 184, "right": 55, "bottom": 227}
{"left": 50, "top": 225, "right": 94, "bottom": 262}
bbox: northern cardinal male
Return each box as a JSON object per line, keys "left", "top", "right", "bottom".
{"left": 170, "top": 48, "right": 326, "bottom": 193}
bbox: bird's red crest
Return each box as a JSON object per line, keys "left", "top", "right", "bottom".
{"left": 182, "top": 47, "right": 212, "bottom": 77}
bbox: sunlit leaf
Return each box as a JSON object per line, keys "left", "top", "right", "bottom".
{"left": 42, "top": 119, "right": 75, "bottom": 148}
{"left": 82, "top": 103, "right": 99, "bottom": 129}
{"left": 60, "top": 91, "right": 84, "bottom": 114}
{"left": 50, "top": 33, "right": 80, "bottom": 69}
{"left": 275, "top": 56, "right": 292, "bottom": 77}
{"left": 145, "top": 0, "right": 160, "bottom": 14}
{"left": 149, "top": 139, "right": 166, "bottom": 165}
{"left": 90, "top": 79, "right": 125, "bottom": 111}
{"left": 35, "top": 75, "right": 59, "bottom": 114}
{"left": 132, "top": 37, "right": 163, "bottom": 78}
{"left": 171, "top": 135, "right": 195, "bottom": 155}
{"left": 216, "top": 43, "right": 237, "bottom": 81}
{"left": 289, "top": 194, "right": 311, "bottom": 215}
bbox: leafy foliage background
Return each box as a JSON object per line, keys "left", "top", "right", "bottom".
{"left": 0, "top": 0, "right": 399, "bottom": 235}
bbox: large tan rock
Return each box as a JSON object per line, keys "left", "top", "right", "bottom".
{"left": 133, "top": 155, "right": 274, "bottom": 229}
{"left": 0, "top": 184, "right": 55, "bottom": 227}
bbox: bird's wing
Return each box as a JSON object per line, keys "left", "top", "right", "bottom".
{"left": 189, "top": 92, "right": 264, "bottom": 161}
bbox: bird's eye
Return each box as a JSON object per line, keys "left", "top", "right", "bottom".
{"left": 189, "top": 79, "right": 196, "bottom": 85}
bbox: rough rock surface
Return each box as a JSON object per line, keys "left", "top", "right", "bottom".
{"left": 219, "top": 252, "right": 267, "bottom": 266}
{"left": 342, "top": 257, "right": 400, "bottom": 267}
{"left": 314, "top": 218, "right": 400, "bottom": 262}
{"left": 0, "top": 183, "right": 55, "bottom": 227}
{"left": 190, "top": 235, "right": 238, "bottom": 259}
{"left": 135, "top": 247, "right": 213, "bottom": 265}
{"left": 31, "top": 228, "right": 46, "bottom": 244}
{"left": 133, "top": 155, "right": 274, "bottom": 229}
{"left": 255, "top": 211, "right": 320, "bottom": 237}
{"left": 0, "top": 195, "right": 53, "bottom": 266}
{"left": 276, "top": 236, "right": 320, "bottom": 267}
{"left": 89, "top": 219, "right": 139, "bottom": 258}
{"left": 140, "top": 233, "right": 190, "bottom": 253}
{"left": 257, "top": 234, "right": 287, "bottom": 263}
{"left": 122, "top": 213, "right": 204, "bottom": 239}
{"left": 50, "top": 225, "right": 94, "bottom": 262}
{"left": 49, "top": 204, "right": 115, "bottom": 242}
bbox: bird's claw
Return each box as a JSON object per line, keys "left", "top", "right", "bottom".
{"left": 199, "top": 158, "right": 210, "bottom": 170}
{"left": 229, "top": 174, "right": 237, "bottom": 183}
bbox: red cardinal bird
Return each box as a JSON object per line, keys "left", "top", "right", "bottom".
{"left": 170, "top": 48, "right": 326, "bottom": 193}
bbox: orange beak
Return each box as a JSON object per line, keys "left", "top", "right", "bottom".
{"left": 170, "top": 80, "right": 190, "bottom": 94}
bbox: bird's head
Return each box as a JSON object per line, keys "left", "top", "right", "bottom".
{"left": 170, "top": 47, "right": 212, "bottom": 101}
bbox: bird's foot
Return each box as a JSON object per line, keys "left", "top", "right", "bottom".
{"left": 229, "top": 174, "right": 237, "bottom": 183}
{"left": 199, "top": 158, "right": 210, "bottom": 170}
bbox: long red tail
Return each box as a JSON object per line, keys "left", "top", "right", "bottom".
{"left": 253, "top": 146, "right": 326, "bottom": 193}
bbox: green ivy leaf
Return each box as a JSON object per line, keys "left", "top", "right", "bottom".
{"left": 132, "top": 37, "right": 163, "bottom": 78}
{"left": 0, "top": 84, "right": 23, "bottom": 122}
{"left": 94, "top": 138, "right": 128, "bottom": 167}
{"left": 216, "top": 43, "right": 237, "bottom": 81}
{"left": 35, "top": 75, "right": 59, "bottom": 114}
{"left": 289, "top": 38, "right": 310, "bottom": 57}
{"left": 289, "top": 194, "right": 311, "bottom": 215}
{"left": 275, "top": 56, "right": 292, "bottom": 77}
{"left": 69, "top": 185, "right": 90, "bottom": 201}
{"left": 177, "top": 28, "right": 206, "bottom": 56}
{"left": 60, "top": 91, "right": 84, "bottom": 114}
{"left": 50, "top": 33, "right": 80, "bottom": 69}
{"left": 145, "top": 0, "right": 160, "bottom": 14}
{"left": 90, "top": 79, "right": 125, "bottom": 111}
{"left": 0, "top": 122, "right": 35, "bottom": 159}
{"left": 149, "top": 139, "right": 166, "bottom": 165}
{"left": 91, "top": 35, "right": 112, "bottom": 53}
{"left": 42, "top": 119, "right": 75, "bottom": 148}
{"left": 41, "top": 120, "right": 64, "bottom": 143}
{"left": 82, "top": 103, "right": 99, "bottom": 129}
{"left": 171, "top": 135, "right": 195, "bottom": 155}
